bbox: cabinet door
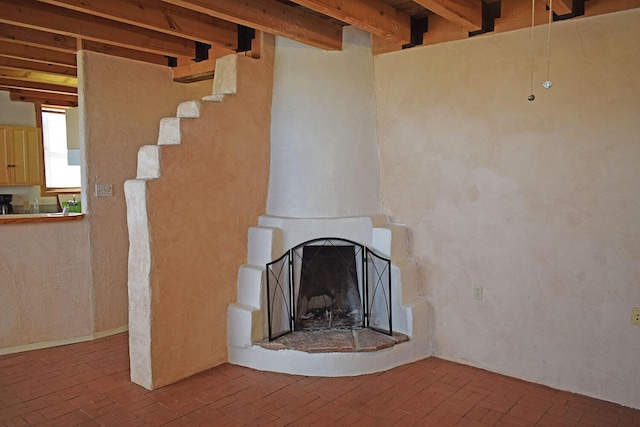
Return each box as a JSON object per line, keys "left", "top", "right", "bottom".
{"left": 11, "top": 128, "right": 42, "bottom": 186}
{"left": 0, "top": 127, "right": 11, "bottom": 186}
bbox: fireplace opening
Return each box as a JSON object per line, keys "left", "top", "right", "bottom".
{"left": 296, "top": 245, "right": 363, "bottom": 330}
{"left": 266, "top": 238, "right": 393, "bottom": 341}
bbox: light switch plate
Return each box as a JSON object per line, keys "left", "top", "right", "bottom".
{"left": 95, "top": 184, "right": 113, "bottom": 197}
{"left": 473, "top": 284, "right": 483, "bottom": 300}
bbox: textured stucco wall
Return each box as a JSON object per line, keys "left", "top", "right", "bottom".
{"left": 375, "top": 10, "right": 640, "bottom": 408}
{"left": 0, "top": 220, "right": 92, "bottom": 350}
{"left": 0, "top": 87, "right": 91, "bottom": 352}
{"left": 267, "top": 27, "right": 381, "bottom": 218}
{"left": 80, "top": 51, "right": 212, "bottom": 334}
{"left": 0, "top": 52, "right": 211, "bottom": 353}
{"left": 143, "top": 41, "right": 274, "bottom": 387}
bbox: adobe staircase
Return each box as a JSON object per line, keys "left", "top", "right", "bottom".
{"left": 124, "top": 37, "right": 274, "bottom": 389}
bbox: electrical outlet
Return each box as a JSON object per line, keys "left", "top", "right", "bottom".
{"left": 632, "top": 307, "right": 640, "bottom": 326}
{"left": 473, "top": 284, "right": 483, "bottom": 300}
{"left": 95, "top": 184, "right": 113, "bottom": 197}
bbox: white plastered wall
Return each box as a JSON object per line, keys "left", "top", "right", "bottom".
{"left": 0, "top": 91, "right": 36, "bottom": 127}
{"left": 375, "top": 9, "right": 640, "bottom": 409}
{"left": 267, "top": 27, "right": 381, "bottom": 218}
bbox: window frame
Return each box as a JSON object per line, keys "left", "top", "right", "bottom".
{"left": 36, "top": 103, "right": 81, "bottom": 196}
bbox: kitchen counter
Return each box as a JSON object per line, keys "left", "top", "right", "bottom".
{"left": 0, "top": 213, "right": 85, "bottom": 224}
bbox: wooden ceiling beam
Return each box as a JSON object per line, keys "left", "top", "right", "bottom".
{"left": 0, "top": 23, "right": 77, "bottom": 53}
{"left": 0, "top": 56, "right": 76, "bottom": 76}
{"left": 0, "top": 66, "right": 77, "bottom": 87}
{"left": 0, "top": 77, "right": 77, "bottom": 94}
{"left": 37, "top": 0, "right": 238, "bottom": 50}
{"left": 412, "top": 0, "right": 483, "bottom": 32}
{"left": 8, "top": 88, "right": 77, "bottom": 107}
{"left": 585, "top": 0, "right": 640, "bottom": 16}
{"left": 289, "top": 0, "right": 411, "bottom": 44}
{"left": 554, "top": 0, "right": 574, "bottom": 16}
{"left": 495, "top": 0, "right": 563, "bottom": 33}
{"left": 0, "top": 23, "right": 173, "bottom": 66}
{"left": 80, "top": 41, "right": 173, "bottom": 67}
{"left": 171, "top": 44, "right": 236, "bottom": 82}
{"left": 162, "top": 0, "right": 344, "bottom": 51}
{"left": 0, "top": 0, "right": 196, "bottom": 58}
{"left": 0, "top": 43, "right": 77, "bottom": 67}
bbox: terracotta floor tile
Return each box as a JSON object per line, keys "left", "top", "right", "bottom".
{"left": 134, "top": 403, "right": 181, "bottom": 427}
{"left": 481, "top": 408, "right": 507, "bottom": 425}
{"left": 457, "top": 417, "right": 488, "bottom": 427}
{"left": 578, "top": 412, "right": 622, "bottom": 427}
{"left": 18, "top": 410, "right": 47, "bottom": 425}
{"left": 313, "top": 400, "right": 352, "bottom": 422}
{"left": 548, "top": 402, "right": 571, "bottom": 417}
{"left": 537, "top": 412, "right": 580, "bottom": 426}
{"left": 268, "top": 404, "right": 311, "bottom": 424}
{"left": 223, "top": 402, "right": 273, "bottom": 424}
{"left": 465, "top": 391, "right": 489, "bottom": 405}
{"left": 465, "top": 405, "right": 491, "bottom": 421}
{"left": 440, "top": 397, "right": 477, "bottom": 417}
{"left": 37, "top": 400, "right": 76, "bottom": 419}
{"left": 0, "top": 403, "right": 31, "bottom": 421}
{"left": 51, "top": 408, "right": 93, "bottom": 425}
{"left": 184, "top": 404, "right": 226, "bottom": 424}
{"left": 285, "top": 412, "right": 324, "bottom": 426}
{"left": 439, "top": 411, "right": 465, "bottom": 426}
{"left": 1, "top": 332, "right": 639, "bottom": 426}
{"left": 1, "top": 416, "right": 29, "bottom": 427}
{"left": 563, "top": 406, "right": 586, "bottom": 422}
{"left": 477, "top": 396, "right": 517, "bottom": 414}
{"left": 499, "top": 413, "right": 537, "bottom": 426}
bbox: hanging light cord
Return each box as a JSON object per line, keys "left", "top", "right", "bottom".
{"left": 528, "top": 0, "right": 536, "bottom": 101}
{"left": 544, "top": 0, "right": 553, "bottom": 88}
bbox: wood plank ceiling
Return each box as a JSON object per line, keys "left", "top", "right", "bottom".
{"left": 0, "top": 0, "right": 638, "bottom": 107}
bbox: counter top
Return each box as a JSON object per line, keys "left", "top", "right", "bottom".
{"left": 0, "top": 213, "right": 85, "bottom": 224}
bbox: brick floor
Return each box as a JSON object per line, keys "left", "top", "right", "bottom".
{"left": 1, "top": 333, "right": 638, "bottom": 426}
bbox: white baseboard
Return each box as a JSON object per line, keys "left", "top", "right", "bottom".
{"left": 0, "top": 325, "right": 129, "bottom": 356}
{"left": 93, "top": 325, "right": 129, "bottom": 339}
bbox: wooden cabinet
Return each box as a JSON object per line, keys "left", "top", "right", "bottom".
{"left": 0, "top": 125, "right": 43, "bottom": 186}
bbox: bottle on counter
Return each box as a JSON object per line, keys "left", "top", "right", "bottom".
{"left": 69, "top": 194, "right": 78, "bottom": 213}
{"left": 32, "top": 198, "right": 39, "bottom": 214}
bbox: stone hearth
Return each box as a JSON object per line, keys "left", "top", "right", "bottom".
{"left": 257, "top": 329, "right": 409, "bottom": 353}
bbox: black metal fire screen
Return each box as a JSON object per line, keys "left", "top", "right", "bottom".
{"left": 266, "top": 237, "right": 392, "bottom": 341}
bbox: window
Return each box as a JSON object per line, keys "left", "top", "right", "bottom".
{"left": 41, "top": 106, "right": 81, "bottom": 190}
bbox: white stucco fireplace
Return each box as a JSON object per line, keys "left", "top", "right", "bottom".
{"left": 226, "top": 27, "right": 431, "bottom": 376}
